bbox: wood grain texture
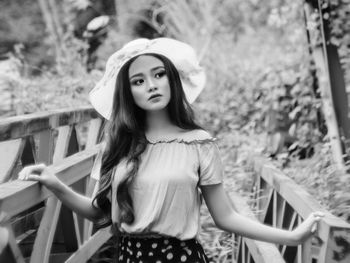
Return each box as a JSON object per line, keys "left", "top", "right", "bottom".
{"left": 249, "top": 153, "right": 350, "bottom": 263}
{"left": 0, "top": 106, "right": 98, "bottom": 141}
{"left": 0, "top": 146, "right": 98, "bottom": 218}
{"left": 228, "top": 191, "right": 285, "bottom": 263}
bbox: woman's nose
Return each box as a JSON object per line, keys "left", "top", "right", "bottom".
{"left": 147, "top": 78, "right": 157, "bottom": 91}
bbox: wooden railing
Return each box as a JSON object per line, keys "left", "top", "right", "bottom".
{"left": 0, "top": 106, "right": 114, "bottom": 263}
{"left": 234, "top": 154, "right": 350, "bottom": 263}
{"left": 1, "top": 107, "right": 350, "bottom": 263}
{"left": 228, "top": 191, "right": 286, "bottom": 263}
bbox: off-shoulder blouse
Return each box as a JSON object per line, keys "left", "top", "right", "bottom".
{"left": 91, "top": 130, "right": 223, "bottom": 240}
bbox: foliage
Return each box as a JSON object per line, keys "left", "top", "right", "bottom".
{"left": 0, "top": 0, "right": 45, "bottom": 46}
{"left": 0, "top": 0, "right": 132, "bottom": 115}
{"left": 0, "top": 0, "right": 58, "bottom": 74}
{"left": 0, "top": 34, "right": 96, "bottom": 115}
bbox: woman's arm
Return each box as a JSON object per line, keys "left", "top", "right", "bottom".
{"left": 19, "top": 164, "right": 102, "bottom": 221}
{"left": 201, "top": 183, "right": 324, "bottom": 246}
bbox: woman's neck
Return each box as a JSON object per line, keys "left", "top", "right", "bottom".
{"left": 145, "top": 109, "right": 179, "bottom": 139}
{"left": 146, "top": 109, "right": 172, "bottom": 130}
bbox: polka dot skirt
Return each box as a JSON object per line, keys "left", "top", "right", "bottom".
{"left": 117, "top": 235, "right": 209, "bottom": 263}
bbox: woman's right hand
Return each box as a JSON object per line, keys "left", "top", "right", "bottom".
{"left": 18, "top": 164, "right": 61, "bottom": 191}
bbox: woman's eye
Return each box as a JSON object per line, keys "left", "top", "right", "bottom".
{"left": 131, "top": 79, "right": 144, "bottom": 86}
{"left": 155, "top": 71, "right": 166, "bottom": 78}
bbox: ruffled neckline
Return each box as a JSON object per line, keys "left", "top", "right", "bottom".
{"left": 146, "top": 137, "right": 217, "bottom": 145}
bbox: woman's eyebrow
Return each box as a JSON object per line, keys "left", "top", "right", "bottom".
{"left": 151, "top": 66, "right": 165, "bottom": 71}
{"left": 129, "top": 66, "right": 165, "bottom": 79}
{"left": 129, "top": 72, "right": 143, "bottom": 79}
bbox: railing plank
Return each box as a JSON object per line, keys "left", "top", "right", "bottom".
{"left": 276, "top": 193, "right": 286, "bottom": 229}
{"left": 228, "top": 191, "right": 285, "bottom": 263}
{"left": 318, "top": 223, "right": 350, "bottom": 263}
{"left": 273, "top": 190, "right": 277, "bottom": 227}
{"left": 299, "top": 216, "right": 313, "bottom": 263}
{"left": 0, "top": 139, "right": 22, "bottom": 183}
{"left": 0, "top": 106, "right": 98, "bottom": 141}
{"left": 0, "top": 146, "right": 99, "bottom": 218}
{"left": 30, "top": 198, "right": 62, "bottom": 263}
{"left": 252, "top": 157, "right": 327, "bottom": 218}
{"left": 54, "top": 126, "right": 73, "bottom": 160}
{"left": 60, "top": 125, "right": 83, "bottom": 251}
{"left": 251, "top": 155, "right": 350, "bottom": 228}
{"left": 30, "top": 126, "right": 72, "bottom": 263}
{"left": 85, "top": 118, "right": 103, "bottom": 149}
{"left": 0, "top": 227, "right": 9, "bottom": 259}
{"left": 249, "top": 154, "right": 350, "bottom": 263}
{"left": 0, "top": 108, "right": 105, "bottom": 263}
{"left": 72, "top": 212, "right": 82, "bottom": 247}
{"left": 37, "top": 130, "right": 54, "bottom": 164}
{"left": 65, "top": 226, "right": 113, "bottom": 263}
{"left": 4, "top": 224, "right": 25, "bottom": 263}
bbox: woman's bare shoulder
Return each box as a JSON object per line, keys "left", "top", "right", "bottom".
{"left": 181, "top": 129, "right": 212, "bottom": 141}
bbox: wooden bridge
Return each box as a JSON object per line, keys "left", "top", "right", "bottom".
{"left": 0, "top": 106, "right": 349, "bottom": 263}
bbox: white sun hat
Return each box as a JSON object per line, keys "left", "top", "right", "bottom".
{"left": 89, "top": 38, "right": 206, "bottom": 120}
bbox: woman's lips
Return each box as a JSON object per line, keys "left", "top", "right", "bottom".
{"left": 148, "top": 94, "right": 162, "bottom": 100}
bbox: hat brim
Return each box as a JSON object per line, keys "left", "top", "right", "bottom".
{"left": 89, "top": 38, "right": 206, "bottom": 120}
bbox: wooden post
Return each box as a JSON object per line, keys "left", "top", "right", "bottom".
{"left": 317, "top": 0, "right": 350, "bottom": 153}
{"left": 303, "top": 1, "right": 346, "bottom": 170}
{"left": 30, "top": 127, "right": 69, "bottom": 263}
{"left": 37, "top": 0, "right": 63, "bottom": 59}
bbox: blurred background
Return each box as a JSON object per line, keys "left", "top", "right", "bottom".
{"left": 1, "top": 0, "right": 341, "bottom": 117}
{"left": 1, "top": 0, "right": 350, "bottom": 261}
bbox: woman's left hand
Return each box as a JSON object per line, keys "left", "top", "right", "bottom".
{"left": 292, "top": 211, "right": 325, "bottom": 243}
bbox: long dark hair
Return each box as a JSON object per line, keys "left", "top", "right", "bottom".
{"left": 92, "top": 53, "right": 202, "bottom": 228}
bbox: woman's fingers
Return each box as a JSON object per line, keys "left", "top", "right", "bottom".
{"left": 293, "top": 211, "right": 325, "bottom": 242}
{"left": 313, "top": 211, "right": 325, "bottom": 218}
{"left": 309, "top": 211, "right": 325, "bottom": 233}
{"left": 18, "top": 164, "right": 59, "bottom": 190}
{"left": 25, "top": 174, "right": 42, "bottom": 182}
{"left": 311, "top": 211, "right": 325, "bottom": 221}
{"left": 311, "top": 225, "right": 317, "bottom": 233}
{"left": 18, "top": 163, "right": 47, "bottom": 181}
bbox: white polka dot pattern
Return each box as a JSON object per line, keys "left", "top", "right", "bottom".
{"left": 117, "top": 236, "right": 209, "bottom": 262}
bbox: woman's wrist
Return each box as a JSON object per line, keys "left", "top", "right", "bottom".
{"left": 288, "top": 230, "right": 302, "bottom": 246}
{"left": 289, "top": 228, "right": 312, "bottom": 246}
{"left": 49, "top": 177, "right": 67, "bottom": 195}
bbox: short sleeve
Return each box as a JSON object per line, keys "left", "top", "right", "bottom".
{"left": 198, "top": 141, "right": 224, "bottom": 185}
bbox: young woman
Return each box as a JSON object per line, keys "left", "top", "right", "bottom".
{"left": 19, "top": 38, "right": 323, "bottom": 263}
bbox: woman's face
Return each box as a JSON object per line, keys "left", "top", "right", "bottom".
{"left": 128, "top": 55, "right": 171, "bottom": 111}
